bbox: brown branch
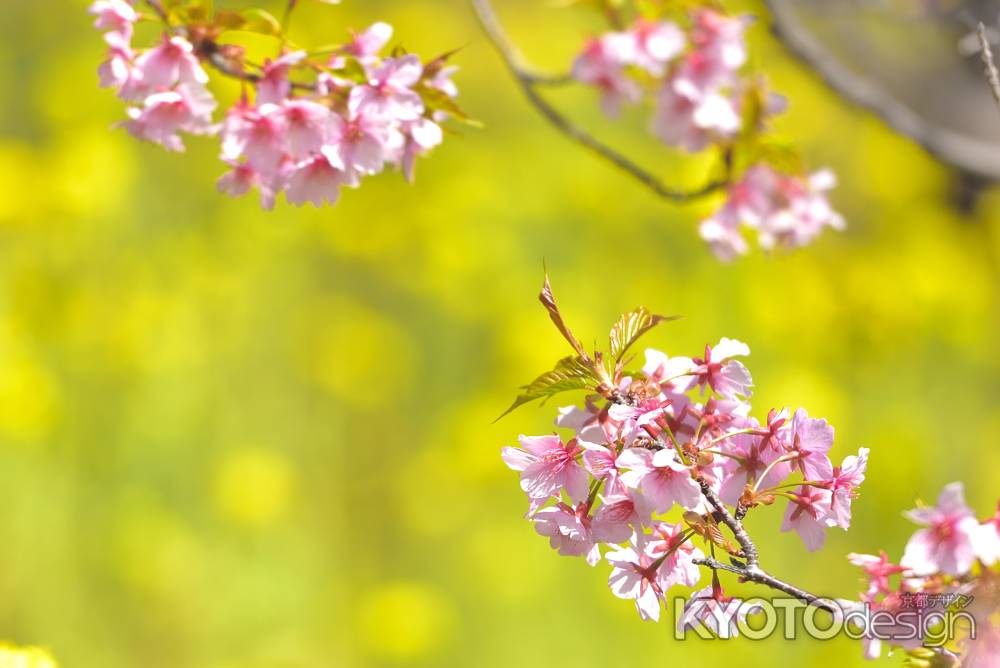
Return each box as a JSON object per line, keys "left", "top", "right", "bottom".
{"left": 977, "top": 22, "right": 1000, "bottom": 117}
{"left": 696, "top": 475, "right": 758, "bottom": 569}
{"left": 693, "top": 475, "right": 837, "bottom": 614}
{"left": 469, "top": 0, "right": 725, "bottom": 203}
{"left": 764, "top": 0, "right": 1000, "bottom": 180}
{"left": 692, "top": 557, "right": 837, "bottom": 613}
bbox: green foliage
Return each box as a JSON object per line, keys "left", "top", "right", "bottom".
{"left": 498, "top": 355, "right": 600, "bottom": 420}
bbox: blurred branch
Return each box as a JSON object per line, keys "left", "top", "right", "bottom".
{"left": 142, "top": 0, "right": 169, "bottom": 23}
{"left": 469, "top": 0, "right": 725, "bottom": 203}
{"left": 764, "top": 0, "right": 1000, "bottom": 181}
{"left": 977, "top": 22, "right": 1000, "bottom": 117}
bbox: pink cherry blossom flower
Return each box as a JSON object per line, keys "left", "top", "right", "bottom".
{"left": 279, "top": 99, "right": 331, "bottom": 159}
{"left": 690, "top": 9, "right": 751, "bottom": 72}
{"left": 572, "top": 34, "right": 642, "bottom": 118}
{"left": 630, "top": 20, "right": 686, "bottom": 76}
{"left": 717, "top": 432, "right": 790, "bottom": 505}
{"left": 501, "top": 435, "right": 589, "bottom": 504}
{"left": 828, "top": 447, "right": 869, "bottom": 529}
{"left": 756, "top": 169, "right": 845, "bottom": 251}
{"left": 427, "top": 65, "right": 459, "bottom": 100}
{"left": 699, "top": 164, "right": 844, "bottom": 259}
{"left": 699, "top": 204, "right": 749, "bottom": 262}
{"left": 346, "top": 22, "right": 393, "bottom": 61}
{"left": 653, "top": 83, "right": 740, "bottom": 153}
{"left": 688, "top": 338, "right": 753, "bottom": 400}
{"left": 901, "top": 482, "right": 982, "bottom": 576}
{"left": 135, "top": 35, "right": 208, "bottom": 89}
{"left": 787, "top": 407, "right": 834, "bottom": 480}
{"left": 642, "top": 348, "right": 697, "bottom": 390}
{"left": 848, "top": 551, "right": 906, "bottom": 597}
{"left": 976, "top": 503, "right": 1000, "bottom": 565}
{"left": 216, "top": 161, "right": 277, "bottom": 210}
{"left": 399, "top": 117, "right": 443, "bottom": 183}
{"left": 781, "top": 485, "right": 833, "bottom": 551}
{"left": 257, "top": 51, "right": 306, "bottom": 105}
{"left": 232, "top": 107, "right": 288, "bottom": 175}
{"left": 606, "top": 541, "right": 669, "bottom": 621}
{"left": 349, "top": 55, "right": 424, "bottom": 121}
{"left": 647, "top": 522, "right": 704, "bottom": 588}
{"left": 617, "top": 447, "right": 701, "bottom": 512}
{"left": 121, "top": 83, "right": 215, "bottom": 151}
{"left": 285, "top": 153, "right": 346, "bottom": 207}
{"left": 592, "top": 491, "right": 647, "bottom": 543}
{"left": 677, "top": 582, "right": 761, "bottom": 638}
{"left": 580, "top": 439, "right": 623, "bottom": 493}
{"left": 324, "top": 109, "right": 396, "bottom": 179}
{"left": 98, "top": 31, "right": 135, "bottom": 90}
{"left": 532, "top": 502, "right": 601, "bottom": 565}
{"left": 88, "top": 0, "right": 137, "bottom": 39}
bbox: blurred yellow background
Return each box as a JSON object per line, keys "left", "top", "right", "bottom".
{"left": 1, "top": 1, "right": 999, "bottom": 666}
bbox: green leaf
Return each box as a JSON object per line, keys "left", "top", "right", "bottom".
{"left": 609, "top": 307, "right": 679, "bottom": 364}
{"left": 416, "top": 85, "right": 480, "bottom": 127}
{"left": 496, "top": 356, "right": 598, "bottom": 421}
{"left": 329, "top": 56, "right": 368, "bottom": 84}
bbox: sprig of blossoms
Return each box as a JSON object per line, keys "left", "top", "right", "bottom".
{"left": 89, "top": 0, "right": 468, "bottom": 209}
{"left": 568, "top": 4, "right": 843, "bottom": 259}
{"left": 501, "top": 279, "right": 1000, "bottom": 665}
{"left": 500, "top": 277, "right": 866, "bottom": 624}
{"left": 842, "top": 483, "right": 1000, "bottom": 665}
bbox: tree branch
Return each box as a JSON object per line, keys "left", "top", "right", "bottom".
{"left": 977, "top": 22, "right": 1000, "bottom": 117}
{"left": 693, "top": 475, "right": 836, "bottom": 614}
{"left": 693, "top": 557, "right": 837, "bottom": 613}
{"left": 469, "top": 0, "right": 725, "bottom": 203}
{"left": 696, "top": 475, "right": 758, "bottom": 569}
{"left": 764, "top": 0, "right": 1000, "bottom": 181}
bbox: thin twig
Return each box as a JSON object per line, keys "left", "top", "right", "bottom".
{"left": 693, "top": 557, "right": 837, "bottom": 613}
{"left": 142, "top": 0, "right": 169, "bottom": 23}
{"left": 693, "top": 475, "right": 837, "bottom": 614}
{"left": 977, "top": 22, "right": 1000, "bottom": 117}
{"left": 764, "top": 0, "right": 1000, "bottom": 180}
{"left": 469, "top": 0, "right": 725, "bottom": 203}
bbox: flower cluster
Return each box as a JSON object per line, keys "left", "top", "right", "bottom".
{"left": 701, "top": 165, "right": 845, "bottom": 261}
{"left": 570, "top": 7, "right": 843, "bottom": 259}
{"left": 89, "top": 0, "right": 465, "bottom": 209}
{"left": 844, "top": 483, "right": 1000, "bottom": 663}
{"left": 500, "top": 284, "right": 866, "bottom": 624}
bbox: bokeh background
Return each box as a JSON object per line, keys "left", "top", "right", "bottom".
{"left": 1, "top": 0, "right": 999, "bottom": 666}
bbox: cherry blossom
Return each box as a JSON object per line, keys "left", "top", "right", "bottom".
{"left": 606, "top": 542, "right": 669, "bottom": 621}
{"left": 701, "top": 165, "right": 845, "bottom": 261}
{"left": 571, "top": 34, "right": 641, "bottom": 118}
{"left": 499, "top": 293, "right": 871, "bottom": 626}
{"left": 977, "top": 503, "right": 1000, "bottom": 566}
{"left": 827, "top": 447, "right": 869, "bottom": 529}
{"left": 90, "top": 3, "right": 464, "bottom": 209}
{"left": 617, "top": 447, "right": 702, "bottom": 512}
{"left": 901, "top": 482, "right": 983, "bottom": 576}
{"left": 781, "top": 485, "right": 833, "bottom": 551}
{"left": 501, "top": 435, "right": 588, "bottom": 504}
{"left": 533, "top": 503, "right": 601, "bottom": 565}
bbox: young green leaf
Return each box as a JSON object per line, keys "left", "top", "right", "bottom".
{"left": 496, "top": 356, "right": 599, "bottom": 421}
{"left": 609, "top": 306, "right": 679, "bottom": 364}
